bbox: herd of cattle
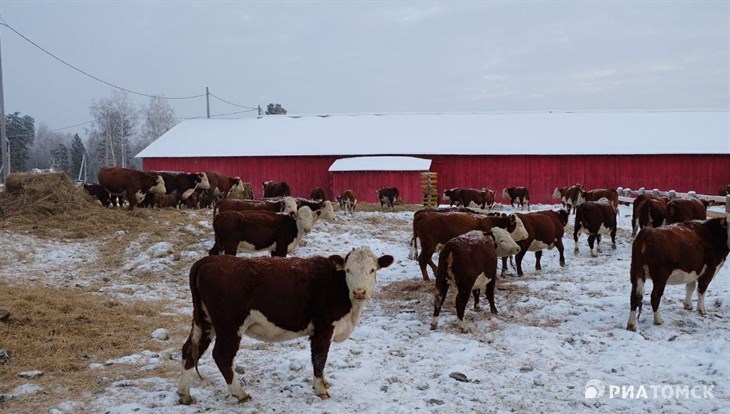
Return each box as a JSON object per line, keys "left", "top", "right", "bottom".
{"left": 75, "top": 167, "right": 729, "bottom": 404}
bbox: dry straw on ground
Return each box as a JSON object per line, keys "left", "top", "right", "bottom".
{"left": 0, "top": 172, "right": 153, "bottom": 238}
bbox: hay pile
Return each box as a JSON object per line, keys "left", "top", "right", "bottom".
{"left": 0, "top": 172, "right": 151, "bottom": 238}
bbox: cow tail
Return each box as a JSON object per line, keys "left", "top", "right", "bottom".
{"left": 436, "top": 249, "right": 452, "bottom": 282}
{"left": 188, "top": 259, "right": 207, "bottom": 379}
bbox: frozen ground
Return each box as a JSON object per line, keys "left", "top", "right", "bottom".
{"left": 1, "top": 203, "right": 728, "bottom": 413}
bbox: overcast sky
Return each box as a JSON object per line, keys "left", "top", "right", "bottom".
{"left": 0, "top": 1, "right": 728, "bottom": 135}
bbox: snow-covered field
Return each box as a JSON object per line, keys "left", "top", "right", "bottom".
{"left": 1, "top": 203, "right": 728, "bottom": 413}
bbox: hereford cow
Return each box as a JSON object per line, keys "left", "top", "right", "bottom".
{"left": 295, "top": 198, "right": 336, "bottom": 221}
{"left": 459, "top": 188, "right": 495, "bottom": 210}
{"left": 581, "top": 188, "right": 619, "bottom": 212}
{"left": 205, "top": 171, "right": 248, "bottom": 206}
{"left": 632, "top": 195, "right": 669, "bottom": 236}
{"left": 573, "top": 199, "right": 617, "bottom": 257}
{"left": 409, "top": 211, "right": 524, "bottom": 281}
{"left": 336, "top": 190, "right": 357, "bottom": 215}
{"left": 553, "top": 184, "right": 583, "bottom": 214}
{"left": 148, "top": 171, "right": 210, "bottom": 207}
{"left": 720, "top": 185, "right": 730, "bottom": 197}
{"left": 626, "top": 217, "right": 730, "bottom": 331}
{"left": 502, "top": 187, "right": 530, "bottom": 211}
{"left": 98, "top": 167, "right": 166, "bottom": 211}
{"left": 83, "top": 183, "right": 112, "bottom": 207}
{"left": 263, "top": 180, "right": 291, "bottom": 198}
{"left": 666, "top": 198, "right": 708, "bottom": 224}
{"left": 310, "top": 187, "right": 327, "bottom": 202}
{"left": 209, "top": 207, "right": 320, "bottom": 257}
{"left": 214, "top": 197, "right": 298, "bottom": 218}
{"left": 376, "top": 187, "right": 400, "bottom": 210}
{"left": 513, "top": 210, "right": 568, "bottom": 276}
{"left": 178, "top": 248, "right": 394, "bottom": 403}
{"left": 442, "top": 188, "right": 462, "bottom": 206}
{"left": 430, "top": 229, "right": 520, "bottom": 333}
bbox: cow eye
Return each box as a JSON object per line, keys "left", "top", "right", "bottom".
{"left": 370, "top": 269, "right": 375, "bottom": 274}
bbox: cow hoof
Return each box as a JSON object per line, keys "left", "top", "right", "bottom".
{"left": 698, "top": 308, "right": 708, "bottom": 316}
{"left": 591, "top": 252, "right": 598, "bottom": 258}
{"left": 473, "top": 305, "right": 482, "bottom": 312}
{"left": 178, "top": 394, "right": 195, "bottom": 405}
{"left": 612, "top": 244, "right": 617, "bottom": 250}
{"left": 684, "top": 303, "right": 693, "bottom": 310}
{"left": 317, "top": 392, "right": 330, "bottom": 400}
{"left": 236, "top": 394, "right": 252, "bottom": 403}
{"left": 323, "top": 379, "right": 331, "bottom": 389}
{"left": 626, "top": 324, "right": 636, "bottom": 332}
{"left": 430, "top": 323, "right": 438, "bottom": 330}
{"left": 559, "top": 261, "right": 565, "bottom": 267}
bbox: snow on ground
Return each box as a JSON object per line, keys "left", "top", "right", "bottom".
{"left": 1, "top": 203, "right": 728, "bottom": 413}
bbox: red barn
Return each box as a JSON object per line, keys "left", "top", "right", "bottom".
{"left": 136, "top": 112, "right": 730, "bottom": 203}
{"left": 329, "top": 156, "right": 431, "bottom": 204}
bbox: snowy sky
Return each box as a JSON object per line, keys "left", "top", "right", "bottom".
{"left": 0, "top": 1, "right": 728, "bottom": 134}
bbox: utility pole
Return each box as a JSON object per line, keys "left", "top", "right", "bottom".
{"left": 257, "top": 105, "right": 262, "bottom": 117}
{"left": 206, "top": 87, "right": 210, "bottom": 119}
{"left": 0, "top": 30, "right": 9, "bottom": 181}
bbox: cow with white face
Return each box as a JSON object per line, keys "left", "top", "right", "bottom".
{"left": 178, "top": 248, "right": 394, "bottom": 403}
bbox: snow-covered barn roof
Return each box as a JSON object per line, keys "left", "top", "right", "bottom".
{"left": 136, "top": 111, "right": 730, "bottom": 158}
{"left": 329, "top": 156, "right": 431, "bottom": 172}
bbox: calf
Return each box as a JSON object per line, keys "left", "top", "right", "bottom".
{"left": 336, "top": 190, "right": 357, "bottom": 215}
{"left": 502, "top": 187, "right": 530, "bottom": 211}
{"left": 310, "top": 187, "right": 327, "bottom": 202}
{"left": 513, "top": 210, "right": 568, "bottom": 276}
{"left": 553, "top": 184, "right": 583, "bottom": 214}
{"left": 209, "top": 207, "right": 319, "bottom": 257}
{"left": 178, "top": 248, "right": 394, "bottom": 403}
{"left": 442, "top": 188, "right": 462, "bottom": 206}
{"left": 376, "top": 187, "right": 400, "bottom": 210}
{"left": 632, "top": 195, "right": 669, "bottom": 236}
{"left": 431, "top": 229, "right": 520, "bottom": 333}
{"left": 98, "top": 166, "right": 166, "bottom": 211}
{"left": 214, "top": 197, "right": 298, "bottom": 217}
{"left": 153, "top": 193, "right": 179, "bottom": 208}
{"left": 263, "top": 180, "right": 291, "bottom": 198}
{"left": 83, "top": 183, "right": 112, "bottom": 207}
{"left": 151, "top": 171, "right": 211, "bottom": 207}
{"left": 409, "top": 211, "right": 522, "bottom": 281}
{"left": 296, "top": 198, "right": 336, "bottom": 221}
{"left": 573, "top": 199, "right": 617, "bottom": 257}
{"left": 582, "top": 188, "right": 619, "bottom": 212}
{"left": 459, "top": 188, "right": 495, "bottom": 210}
{"left": 666, "top": 198, "right": 708, "bottom": 224}
{"left": 626, "top": 217, "right": 729, "bottom": 331}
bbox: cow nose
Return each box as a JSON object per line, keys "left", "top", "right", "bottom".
{"left": 515, "top": 246, "right": 521, "bottom": 253}
{"left": 352, "top": 288, "right": 367, "bottom": 300}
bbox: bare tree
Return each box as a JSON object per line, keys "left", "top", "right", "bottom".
{"left": 29, "top": 123, "right": 73, "bottom": 171}
{"left": 141, "top": 96, "right": 177, "bottom": 145}
{"left": 88, "top": 91, "right": 138, "bottom": 174}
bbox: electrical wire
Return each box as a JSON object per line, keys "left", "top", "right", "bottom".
{"left": 209, "top": 93, "right": 258, "bottom": 110}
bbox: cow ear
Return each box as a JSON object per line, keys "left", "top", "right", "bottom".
{"left": 315, "top": 210, "right": 322, "bottom": 217}
{"left": 377, "top": 255, "right": 394, "bottom": 269}
{"left": 328, "top": 255, "right": 345, "bottom": 271}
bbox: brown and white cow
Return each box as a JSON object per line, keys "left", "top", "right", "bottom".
{"left": 336, "top": 190, "right": 357, "bottom": 215}
{"left": 209, "top": 207, "right": 319, "bottom": 257}
{"left": 666, "top": 198, "right": 708, "bottom": 224}
{"left": 295, "top": 198, "right": 336, "bottom": 221}
{"left": 376, "top": 187, "right": 400, "bottom": 210}
{"left": 626, "top": 217, "right": 729, "bottom": 331}
{"left": 513, "top": 210, "right": 568, "bottom": 276}
{"left": 98, "top": 167, "right": 166, "bottom": 211}
{"left": 430, "top": 229, "right": 520, "bottom": 333}
{"left": 263, "top": 180, "right": 291, "bottom": 198}
{"left": 205, "top": 171, "right": 248, "bottom": 206}
{"left": 409, "top": 211, "right": 523, "bottom": 281}
{"left": 582, "top": 188, "right": 619, "bottom": 212}
{"left": 632, "top": 195, "right": 669, "bottom": 236}
{"left": 214, "top": 196, "right": 298, "bottom": 218}
{"left": 442, "top": 188, "right": 462, "bottom": 206}
{"left": 573, "top": 199, "right": 617, "bottom": 257}
{"left": 178, "top": 248, "right": 394, "bottom": 403}
{"left": 553, "top": 184, "right": 583, "bottom": 214}
{"left": 149, "top": 171, "right": 211, "bottom": 207}
{"left": 459, "top": 188, "right": 495, "bottom": 210}
{"left": 310, "top": 187, "right": 327, "bottom": 202}
{"left": 502, "top": 187, "right": 530, "bottom": 211}
{"left": 83, "top": 183, "right": 112, "bottom": 207}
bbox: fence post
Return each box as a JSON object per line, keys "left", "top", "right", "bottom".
{"left": 726, "top": 195, "right": 730, "bottom": 214}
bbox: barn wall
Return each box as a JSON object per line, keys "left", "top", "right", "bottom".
{"left": 143, "top": 154, "right": 730, "bottom": 204}
{"left": 330, "top": 171, "right": 426, "bottom": 204}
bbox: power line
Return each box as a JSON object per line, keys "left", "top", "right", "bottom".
{"left": 208, "top": 93, "right": 257, "bottom": 110}
{"left": 0, "top": 18, "right": 205, "bottom": 101}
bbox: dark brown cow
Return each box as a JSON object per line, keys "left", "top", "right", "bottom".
{"left": 719, "top": 185, "right": 730, "bottom": 197}
{"left": 666, "top": 198, "right": 708, "bottom": 224}
{"left": 502, "top": 187, "right": 530, "bottom": 211}
{"left": 582, "top": 188, "right": 619, "bottom": 212}
{"left": 336, "top": 190, "right": 357, "bottom": 215}
{"left": 205, "top": 171, "right": 248, "bottom": 207}
{"left": 214, "top": 197, "right": 298, "bottom": 218}
{"left": 553, "top": 184, "right": 583, "bottom": 214}
{"left": 627, "top": 217, "right": 729, "bottom": 331}
{"left": 83, "top": 183, "right": 112, "bottom": 207}
{"left": 209, "top": 207, "right": 319, "bottom": 257}
{"left": 409, "top": 211, "right": 520, "bottom": 281}
{"left": 458, "top": 188, "right": 495, "bottom": 210}
{"left": 632, "top": 195, "right": 669, "bottom": 236}
{"left": 513, "top": 210, "right": 568, "bottom": 276}
{"left": 573, "top": 199, "right": 617, "bottom": 257}
{"left": 442, "top": 188, "right": 462, "bottom": 206}
{"left": 147, "top": 171, "right": 210, "bottom": 207}
{"left": 376, "top": 187, "right": 400, "bottom": 210}
{"left": 430, "top": 229, "right": 520, "bottom": 333}
{"left": 98, "top": 167, "right": 166, "bottom": 211}
{"left": 153, "top": 193, "right": 179, "bottom": 208}
{"left": 310, "top": 187, "right": 327, "bottom": 202}
{"left": 177, "top": 248, "right": 394, "bottom": 403}
{"left": 263, "top": 180, "right": 291, "bottom": 198}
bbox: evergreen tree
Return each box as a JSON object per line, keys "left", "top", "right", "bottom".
{"left": 3, "top": 112, "right": 35, "bottom": 172}
{"left": 50, "top": 143, "right": 70, "bottom": 175}
{"left": 265, "top": 103, "right": 287, "bottom": 115}
{"left": 70, "top": 134, "right": 86, "bottom": 181}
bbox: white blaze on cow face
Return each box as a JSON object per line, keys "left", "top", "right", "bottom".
{"left": 134, "top": 190, "right": 146, "bottom": 204}
{"left": 490, "top": 227, "right": 521, "bottom": 257}
{"left": 552, "top": 188, "right": 563, "bottom": 199}
{"left": 150, "top": 175, "right": 167, "bottom": 195}
{"left": 296, "top": 206, "right": 317, "bottom": 233}
{"left": 343, "top": 248, "right": 393, "bottom": 302}
{"left": 282, "top": 197, "right": 298, "bottom": 216}
{"left": 196, "top": 172, "right": 211, "bottom": 190}
{"left": 320, "top": 201, "right": 335, "bottom": 221}
{"left": 229, "top": 178, "right": 245, "bottom": 196}
{"left": 510, "top": 216, "right": 529, "bottom": 242}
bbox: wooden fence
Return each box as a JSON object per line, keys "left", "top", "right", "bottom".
{"left": 616, "top": 187, "right": 729, "bottom": 218}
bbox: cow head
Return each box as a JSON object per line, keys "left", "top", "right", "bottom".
{"left": 502, "top": 188, "right": 510, "bottom": 199}
{"left": 149, "top": 174, "right": 167, "bottom": 195}
{"left": 320, "top": 200, "right": 336, "bottom": 221}
{"left": 196, "top": 172, "right": 211, "bottom": 191}
{"left": 510, "top": 215, "right": 529, "bottom": 242}
{"left": 282, "top": 196, "right": 298, "bottom": 217}
{"left": 488, "top": 228, "right": 521, "bottom": 257}
{"left": 332, "top": 248, "right": 393, "bottom": 302}
{"left": 552, "top": 187, "right": 564, "bottom": 199}
{"left": 295, "top": 206, "right": 320, "bottom": 233}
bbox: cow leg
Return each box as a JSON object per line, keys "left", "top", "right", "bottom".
{"left": 455, "top": 289, "right": 472, "bottom": 333}
{"left": 417, "top": 246, "right": 434, "bottom": 281}
{"left": 500, "top": 256, "right": 508, "bottom": 277}
{"left": 486, "top": 277, "right": 498, "bottom": 314}
{"left": 310, "top": 331, "right": 333, "bottom": 399}
{"left": 697, "top": 277, "right": 711, "bottom": 315}
{"left": 595, "top": 234, "right": 603, "bottom": 253}
{"left": 431, "top": 274, "right": 450, "bottom": 330}
{"left": 515, "top": 245, "right": 528, "bottom": 276}
{"left": 178, "top": 322, "right": 214, "bottom": 404}
{"left": 472, "top": 289, "right": 481, "bottom": 311}
{"left": 555, "top": 238, "right": 566, "bottom": 267}
{"left": 211, "top": 333, "right": 250, "bottom": 403}
{"left": 587, "top": 234, "right": 598, "bottom": 257}
{"left": 611, "top": 227, "right": 617, "bottom": 249}
{"left": 125, "top": 189, "right": 136, "bottom": 211}
{"left": 534, "top": 251, "right": 542, "bottom": 270}
{"left": 222, "top": 240, "right": 238, "bottom": 256}
{"left": 684, "top": 281, "right": 697, "bottom": 310}
{"left": 650, "top": 279, "right": 667, "bottom": 325}
{"left": 627, "top": 278, "right": 644, "bottom": 331}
